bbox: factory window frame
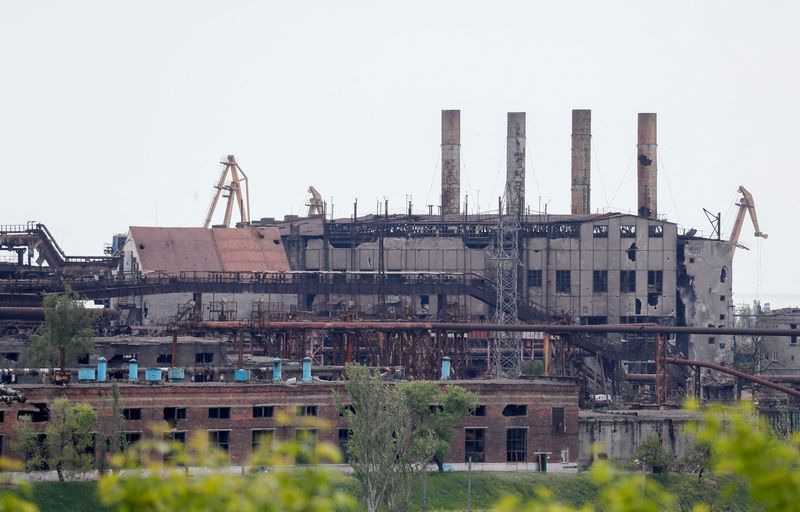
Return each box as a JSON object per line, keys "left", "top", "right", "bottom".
{"left": 552, "top": 407, "right": 566, "bottom": 434}
{"left": 555, "top": 271, "right": 571, "bottom": 294}
{"left": 123, "top": 408, "right": 142, "bottom": 421}
{"left": 620, "top": 271, "right": 636, "bottom": 293}
{"left": 78, "top": 354, "right": 90, "bottom": 365}
{"left": 0, "top": 412, "right": 4, "bottom": 423}
{"left": 593, "top": 225, "right": 608, "bottom": 238}
{"left": 163, "top": 407, "right": 186, "bottom": 426}
{"left": 708, "top": 337, "right": 715, "bottom": 345}
{"left": 156, "top": 354, "right": 172, "bottom": 364}
{"left": 620, "top": 225, "right": 636, "bottom": 238}
{"left": 647, "top": 271, "right": 663, "bottom": 294}
{"left": 295, "top": 429, "right": 318, "bottom": 464}
{"left": 791, "top": 324, "right": 797, "bottom": 345}
{"left": 502, "top": 404, "right": 528, "bottom": 417}
{"left": 464, "top": 428, "right": 486, "bottom": 463}
{"left": 209, "top": 430, "right": 230, "bottom": 452}
{"left": 338, "top": 429, "right": 351, "bottom": 462}
{"left": 528, "top": 269, "right": 543, "bottom": 288}
{"left": 123, "top": 432, "right": 142, "bottom": 449}
{"left": 470, "top": 405, "right": 486, "bottom": 417}
{"left": 252, "top": 429, "right": 275, "bottom": 451}
{"left": 195, "top": 352, "right": 214, "bottom": 364}
{"left": 506, "top": 428, "right": 527, "bottom": 462}
{"left": 208, "top": 407, "right": 230, "bottom": 419}
{"left": 253, "top": 405, "right": 275, "bottom": 418}
{"left": 163, "top": 431, "right": 186, "bottom": 462}
{"left": 298, "top": 405, "right": 318, "bottom": 417}
{"left": 648, "top": 225, "right": 663, "bottom": 238}
{"left": 592, "top": 271, "right": 608, "bottom": 293}
{"left": 2, "top": 353, "right": 18, "bottom": 362}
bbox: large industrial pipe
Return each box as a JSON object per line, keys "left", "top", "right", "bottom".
{"left": 441, "top": 110, "right": 461, "bottom": 216}
{"left": 571, "top": 109, "right": 591, "bottom": 215}
{"left": 637, "top": 113, "right": 657, "bottom": 218}
{"left": 506, "top": 112, "right": 526, "bottom": 216}
{"left": 667, "top": 357, "right": 800, "bottom": 400}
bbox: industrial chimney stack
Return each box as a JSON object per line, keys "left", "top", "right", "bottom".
{"left": 571, "top": 109, "right": 591, "bottom": 215}
{"left": 637, "top": 113, "right": 657, "bottom": 218}
{"left": 441, "top": 110, "right": 461, "bottom": 216}
{"left": 505, "top": 112, "right": 526, "bottom": 216}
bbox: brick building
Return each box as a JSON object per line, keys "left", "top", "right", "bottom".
{"left": 1, "top": 378, "right": 579, "bottom": 467}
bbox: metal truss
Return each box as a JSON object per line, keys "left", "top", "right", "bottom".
{"left": 490, "top": 205, "right": 521, "bottom": 379}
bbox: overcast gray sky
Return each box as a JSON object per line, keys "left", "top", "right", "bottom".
{"left": 1, "top": 1, "right": 798, "bottom": 305}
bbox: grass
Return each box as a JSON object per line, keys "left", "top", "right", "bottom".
{"left": 14, "top": 471, "right": 747, "bottom": 511}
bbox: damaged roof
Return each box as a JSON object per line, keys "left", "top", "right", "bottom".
{"left": 128, "top": 226, "right": 290, "bottom": 274}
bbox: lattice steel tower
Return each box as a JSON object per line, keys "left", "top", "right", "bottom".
{"left": 490, "top": 198, "right": 521, "bottom": 379}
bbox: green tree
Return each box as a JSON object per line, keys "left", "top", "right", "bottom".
{"left": 45, "top": 397, "right": 97, "bottom": 481}
{"left": 398, "top": 380, "right": 478, "bottom": 472}
{"left": 337, "top": 364, "right": 433, "bottom": 512}
{"left": 11, "top": 417, "right": 47, "bottom": 472}
{"left": 627, "top": 434, "right": 674, "bottom": 474}
{"left": 96, "top": 382, "right": 125, "bottom": 472}
{"left": 29, "top": 287, "right": 95, "bottom": 370}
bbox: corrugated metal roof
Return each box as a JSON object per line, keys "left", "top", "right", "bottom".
{"left": 129, "top": 226, "right": 290, "bottom": 274}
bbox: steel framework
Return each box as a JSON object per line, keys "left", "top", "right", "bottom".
{"left": 490, "top": 200, "right": 521, "bottom": 378}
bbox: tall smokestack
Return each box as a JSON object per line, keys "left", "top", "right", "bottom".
{"left": 506, "top": 112, "right": 526, "bottom": 216}
{"left": 637, "top": 113, "right": 657, "bottom": 218}
{"left": 441, "top": 110, "right": 461, "bottom": 216}
{"left": 571, "top": 109, "right": 591, "bottom": 215}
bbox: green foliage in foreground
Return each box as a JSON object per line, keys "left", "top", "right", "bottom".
{"left": 3, "top": 400, "right": 800, "bottom": 511}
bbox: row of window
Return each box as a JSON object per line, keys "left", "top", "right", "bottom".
{"left": 527, "top": 270, "right": 664, "bottom": 294}
{"left": 592, "top": 224, "right": 664, "bottom": 239}
{"left": 122, "top": 405, "right": 311, "bottom": 422}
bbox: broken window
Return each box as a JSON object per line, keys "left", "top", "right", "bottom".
{"left": 295, "top": 429, "right": 318, "bottom": 463}
{"left": 635, "top": 298, "right": 642, "bottom": 315}
{"left": 708, "top": 337, "right": 715, "bottom": 345}
{"left": 252, "top": 429, "right": 275, "bottom": 450}
{"left": 720, "top": 266, "right": 728, "bottom": 283}
{"left": 123, "top": 432, "right": 141, "bottom": 449}
{"left": 209, "top": 430, "right": 230, "bottom": 451}
{"left": 581, "top": 316, "right": 608, "bottom": 325}
{"left": 720, "top": 295, "right": 726, "bottom": 302}
{"left": 253, "top": 405, "right": 274, "bottom": 418}
{"left": 555, "top": 271, "right": 571, "bottom": 294}
{"left": 297, "top": 405, "right": 318, "bottom": 417}
{"left": 123, "top": 408, "right": 142, "bottom": 421}
{"left": 338, "top": 429, "right": 351, "bottom": 462}
{"left": 593, "top": 225, "right": 608, "bottom": 238}
{"left": 2, "top": 353, "right": 18, "bottom": 362}
{"left": 620, "top": 271, "right": 636, "bottom": 293}
{"left": 593, "top": 271, "right": 608, "bottom": 293}
{"left": 648, "top": 225, "right": 663, "bottom": 238}
{"left": 620, "top": 225, "right": 636, "bottom": 238}
{"left": 163, "top": 407, "right": 186, "bottom": 426}
{"left": 502, "top": 404, "right": 528, "bottom": 417}
{"left": 208, "top": 407, "right": 230, "bottom": 419}
{"left": 552, "top": 407, "right": 566, "bottom": 434}
{"left": 647, "top": 271, "right": 663, "bottom": 294}
{"left": 338, "top": 404, "right": 356, "bottom": 417}
{"left": 470, "top": 405, "right": 486, "bottom": 417}
{"left": 792, "top": 324, "right": 797, "bottom": 345}
{"left": 195, "top": 353, "right": 214, "bottom": 364}
{"left": 465, "top": 428, "right": 486, "bottom": 462}
{"left": 506, "top": 428, "right": 527, "bottom": 462}
{"left": 17, "top": 403, "right": 49, "bottom": 422}
{"left": 156, "top": 354, "right": 172, "bottom": 364}
{"left": 528, "top": 270, "right": 542, "bottom": 288}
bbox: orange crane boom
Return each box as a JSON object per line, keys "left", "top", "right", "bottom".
{"left": 203, "top": 155, "right": 251, "bottom": 228}
{"left": 729, "top": 186, "right": 767, "bottom": 254}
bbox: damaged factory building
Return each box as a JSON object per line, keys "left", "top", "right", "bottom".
{"left": 0, "top": 108, "right": 756, "bottom": 467}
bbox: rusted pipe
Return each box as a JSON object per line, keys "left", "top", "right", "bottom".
{"left": 194, "top": 321, "right": 800, "bottom": 337}
{"left": 667, "top": 357, "right": 800, "bottom": 400}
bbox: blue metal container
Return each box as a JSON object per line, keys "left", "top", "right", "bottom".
{"left": 234, "top": 369, "right": 248, "bottom": 382}
{"left": 78, "top": 368, "right": 96, "bottom": 381}
{"left": 272, "top": 358, "right": 282, "bottom": 382}
{"left": 440, "top": 356, "right": 451, "bottom": 380}
{"left": 97, "top": 357, "right": 107, "bottom": 382}
{"left": 168, "top": 367, "right": 185, "bottom": 382}
{"left": 145, "top": 368, "right": 162, "bottom": 382}
{"left": 128, "top": 359, "right": 138, "bottom": 382}
{"left": 302, "top": 357, "right": 312, "bottom": 383}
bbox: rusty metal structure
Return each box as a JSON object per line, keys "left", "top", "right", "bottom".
{"left": 203, "top": 154, "right": 251, "bottom": 228}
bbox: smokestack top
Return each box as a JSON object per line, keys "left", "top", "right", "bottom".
{"left": 637, "top": 113, "right": 657, "bottom": 142}
{"left": 572, "top": 109, "right": 591, "bottom": 133}
{"left": 441, "top": 110, "right": 460, "bottom": 145}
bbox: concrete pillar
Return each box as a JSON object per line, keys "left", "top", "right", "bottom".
{"left": 506, "top": 112, "right": 526, "bottom": 216}
{"left": 441, "top": 110, "right": 461, "bottom": 216}
{"left": 571, "top": 109, "right": 591, "bottom": 215}
{"left": 637, "top": 113, "right": 657, "bottom": 218}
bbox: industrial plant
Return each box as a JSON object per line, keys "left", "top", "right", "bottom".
{"left": 0, "top": 109, "right": 792, "bottom": 468}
